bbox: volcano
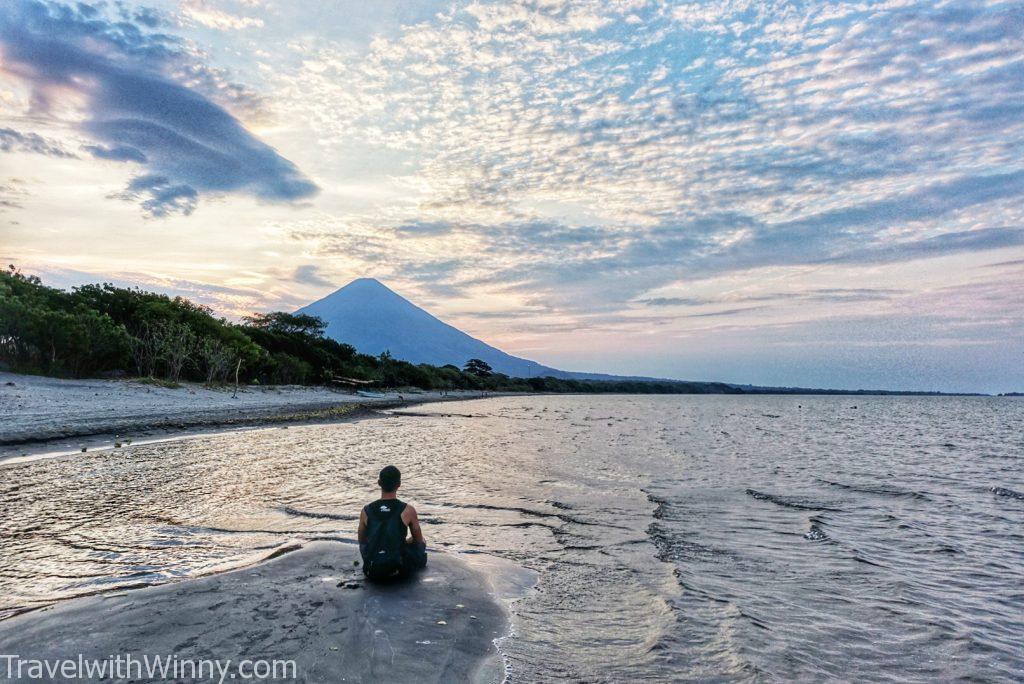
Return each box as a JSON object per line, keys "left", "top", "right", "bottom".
{"left": 296, "top": 278, "right": 620, "bottom": 379}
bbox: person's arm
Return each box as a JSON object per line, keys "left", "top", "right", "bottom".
{"left": 357, "top": 508, "right": 368, "bottom": 544}
{"left": 403, "top": 505, "right": 425, "bottom": 544}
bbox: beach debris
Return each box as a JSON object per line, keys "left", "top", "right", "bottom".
{"left": 455, "top": 604, "right": 464, "bottom": 609}
{"left": 329, "top": 646, "right": 339, "bottom": 651}
{"left": 81, "top": 447, "right": 87, "bottom": 452}
{"left": 436, "top": 620, "right": 447, "bottom": 625}
{"left": 114, "top": 442, "right": 122, "bottom": 448}
{"left": 353, "top": 560, "right": 360, "bottom": 566}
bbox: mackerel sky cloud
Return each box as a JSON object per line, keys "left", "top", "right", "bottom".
{"left": 1, "top": 0, "right": 1022, "bottom": 391}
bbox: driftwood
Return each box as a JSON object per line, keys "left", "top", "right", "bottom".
{"left": 325, "top": 374, "right": 374, "bottom": 388}
{"left": 232, "top": 358, "right": 241, "bottom": 398}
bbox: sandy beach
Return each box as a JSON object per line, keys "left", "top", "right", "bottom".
{"left": 0, "top": 540, "right": 516, "bottom": 683}
{"left": 0, "top": 372, "right": 491, "bottom": 448}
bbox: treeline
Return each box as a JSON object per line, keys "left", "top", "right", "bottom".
{"left": 0, "top": 267, "right": 730, "bottom": 394}
{"left": 0, "top": 267, "right": 473, "bottom": 389}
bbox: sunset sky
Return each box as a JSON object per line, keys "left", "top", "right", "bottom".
{"left": 1, "top": 0, "right": 1022, "bottom": 392}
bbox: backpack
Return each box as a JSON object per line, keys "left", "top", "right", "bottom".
{"left": 362, "top": 499, "right": 408, "bottom": 579}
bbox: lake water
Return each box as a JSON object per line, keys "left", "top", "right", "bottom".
{"left": 1, "top": 395, "right": 1022, "bottom": 681}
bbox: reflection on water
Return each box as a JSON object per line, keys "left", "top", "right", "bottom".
{"left": 1, "top": 395, "right": 1022, "bottom": 681}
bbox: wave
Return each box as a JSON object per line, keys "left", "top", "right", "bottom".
{"left": 991, "top": 486, "right": 1024, "bottom": 500}
{"left": 644, "top": 491, "right": 738, "bottom": 565}
{"left": 745, "top": 489, "right": 841, "bottom": 512}
{"left": 803, "top": 519, "right": 831, "bottom": 542}
{"left": 648, "top": 492, "right": 668, "bottom": 520}
{"left": 429, "top": 500, "right": 621, "bottom": 529}
{"left": 277, "top": 506, "right": 359, "bottom": 521}
{"left": 817, "top": 479, "right": 931, "bottom": 501}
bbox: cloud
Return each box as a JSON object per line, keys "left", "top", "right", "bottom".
{"left": 634, "top": 288, "right": 909, "bottom": 313}
{"left": 17, "top": 264, "right": 309, "bottom": 318}
{"left": 0, "top": 178, "right": 29, "bottom": 209}
{"left": 637, "top": 288, "right": 906, "bottom": 309}
{"left": 980, "top": 258, "right": 1024, "bottom": 269}
{"left": 110, "top": 174, "right": 198, "bottom": 218}
{"left": 826, "top": 227, "right": 1024, "bottom": 265}
{"left": 638, "top": 297, "right": 709, "bottom": 307}
{"left": 683, "top": 306, "right": 770, "bottom": 318}
{"left": 0, "top": 126, "right": 76, "bottom": 157}
{"left": 84, "top": 144, "right": 147, "bottom": 163}
{"left": 180, "top": 1, "right": 264, "bottom": 31}
{"left": 291, "top": 264, "right": 334, "bottom": 288}
{"left": 276, "top": 0, "right": 1024, "bottom": 316}
{"left": 394, "top": 221, "right": 455, "bottom": 236}
{"left": 129, "top": 6, "right": 163, "bottom": 29}
{"left": 0, "top": 0, "right": 317, "bottom": 217}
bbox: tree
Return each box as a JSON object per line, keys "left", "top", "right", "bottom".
{"left": 269, "top": 351, "right": 312, "bottom": 384}
{"left": 152, "top": 320, "right": 197, "bottom": 382}
{"left": 463, "top": 358, "right": 493, "bottom": 377}
{"left": 0, "top": 269, "right": 131, "bottom": 377}
{"left": 129, "top": 321, "right": 161, "bottom": 377}
{"left": 242, "top": 312, "right": 326, "bottom": 337}
{"left": 199, "top": 337, "right": 234, "bottom": 384}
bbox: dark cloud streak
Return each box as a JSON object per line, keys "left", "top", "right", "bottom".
{"left": 0, "top": 0, "right": 318, "bottom": 217}
{"left": 291, "top": 265, "right": 334, "bottom": 288}
{"left": 0, "top": 126, "right": 76, "bottom": 157}
{"left": 84, "top": 143, "right": 147, "bottom": 162}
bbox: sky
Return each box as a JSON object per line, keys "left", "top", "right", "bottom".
{"left": 1, "top": 0, "right": 1022, "bottom": 393}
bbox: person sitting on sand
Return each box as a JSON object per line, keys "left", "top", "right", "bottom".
{"left": 358, "top": 465, "right": 427, "bottom": 579}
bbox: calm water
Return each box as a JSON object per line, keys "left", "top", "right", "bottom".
{"left": 1, "top": 395, "right": 1022, "bottom": 681}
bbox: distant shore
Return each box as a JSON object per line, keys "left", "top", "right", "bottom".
{"left": 1, "top": 371, "right": 1007, "bottom": 460}
{"left": 0, "top": 372, "right": 496, "bottom": 451}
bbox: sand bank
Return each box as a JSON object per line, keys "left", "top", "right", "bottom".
{"left": 0, "top": 541, "right": 519, "bottom": 683}
{"left": 0, "top": 372, "right": 491, "bottom": 448}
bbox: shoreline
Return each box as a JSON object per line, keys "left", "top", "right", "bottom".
{"left": 0, "top": 371, "right": 502, "bottom": 459}
{"left": 0, "top": 540, "right": 523, "bottom": 683}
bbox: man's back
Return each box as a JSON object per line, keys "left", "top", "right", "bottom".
{"left": 361, "top": 498, "right": 409, "bottom": 573}
{"left": 357, "top": 466, "right": 427, "bottom": 579}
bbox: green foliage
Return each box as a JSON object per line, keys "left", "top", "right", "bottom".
{"left": 463, "top": 358, "right": 493, "bottom": 377}
{"left": 0, "top": 267, "right": 132, "bottom": 377}
{"left": 242, "top": 312, "right": 326, "bottom": 337}
{"left": 267, "top": 351, "right": 313, "bottom": 385}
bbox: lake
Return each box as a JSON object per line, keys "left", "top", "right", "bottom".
{"left": 1, "top": 395, "right": 1021, "bottom": 681}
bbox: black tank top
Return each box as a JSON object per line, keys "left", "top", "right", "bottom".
{"left": 363, "top": 498, "right": 408, "bottom": 539}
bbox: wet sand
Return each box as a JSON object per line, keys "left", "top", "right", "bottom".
{"left": 0, "top": 372, "right": 494, "bottom": 448}
{"left": 0, "top": 541, "right": 512, "bottom": 683}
